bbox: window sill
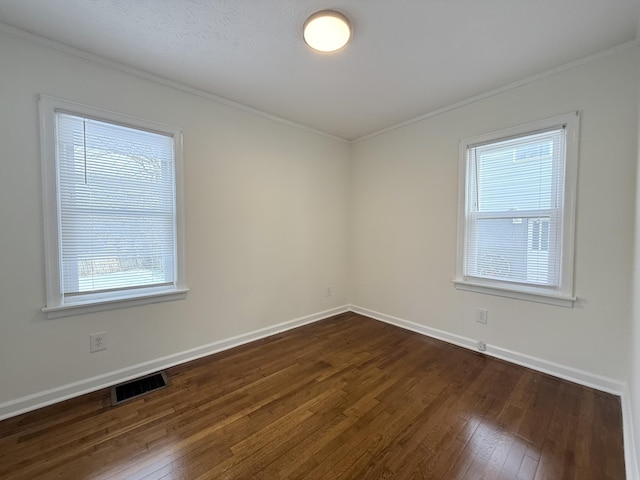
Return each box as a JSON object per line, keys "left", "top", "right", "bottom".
{"left": 453, "top": 280, "right": 575, "bottom": 307}
{"left": 43, "top": 288, "right": 189, "bottom": 319}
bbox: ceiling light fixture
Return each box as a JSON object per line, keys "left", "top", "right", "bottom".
{"left": 303, "top": 10, "right": 351, "bottom": 53}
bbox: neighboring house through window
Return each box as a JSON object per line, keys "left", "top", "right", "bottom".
{"left": 455, "top": 112, "right": 579, "bottom": 307}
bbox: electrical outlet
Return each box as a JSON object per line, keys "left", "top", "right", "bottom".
{"left": 477, "top": 340, "right": 487, "bottom": 352}
{"left": 325, "top": 285, "right": 332, "bottom": 297}
{"left": 90, "top": 332, "right": 107, "bottom": 353}
{"left": 476, "top": 308, "right": 488, "bottom": 324}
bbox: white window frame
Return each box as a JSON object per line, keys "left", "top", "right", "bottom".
{"left": 39, "top": 95, "right": 188, "bottom": 319}
{"left": 454, "top": 112, "right": 579, "bottom": 307}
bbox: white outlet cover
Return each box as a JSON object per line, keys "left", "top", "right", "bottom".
{"left": 476, "top": 308, "right": 488, "bottom": 324}
{"left": 90, "top": 332, "right": 107, "bottom": 353}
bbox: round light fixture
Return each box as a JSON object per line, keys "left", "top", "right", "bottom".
{"left": 303, "top": 10, "right": 351, "bottom": 53}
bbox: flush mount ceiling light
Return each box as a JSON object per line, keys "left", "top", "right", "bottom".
{"left": 303, "top": 10, "right": 351, "bottom": 53}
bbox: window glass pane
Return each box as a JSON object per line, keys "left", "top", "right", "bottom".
{"left": 467, "top": 216, "right": 555, "bottom": 286}
{"left": 465, "top": 128, "right": 565, "bottom": 288}
{"left": 474, "top": 131, "right": 559, "bottom": 212}
{"left": 456, "top": 113, "right": 577, "bottom": 305}
{"left": 57, "top": 113, "right": 176, "bottom": 297}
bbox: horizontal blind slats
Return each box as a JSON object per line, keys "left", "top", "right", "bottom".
{"left": 56, "top": 112, "right": 177, "bottom": 298}
{"left": 464, "top": 128, "right": 566, "bottom": 288}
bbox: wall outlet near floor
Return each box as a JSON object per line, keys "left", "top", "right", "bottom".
{"left": 325, "top": 285, "right": 332, "bottom": 297}
{"left": 477, "top": 340, "right": 487, "bottom": 352}
{"left": 90, "top": 332, "right": 107, "bottom": 353}
{"left": 475, "top": 308, "right": 488, "bottom": 324}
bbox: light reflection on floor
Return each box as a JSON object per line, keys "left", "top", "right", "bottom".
{"left": 450, "top": 413, "right": 544, "bottom": 479}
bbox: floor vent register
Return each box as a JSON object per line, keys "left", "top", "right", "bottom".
{"left": 111, "top": 371, "right": 169, "bottom": 406}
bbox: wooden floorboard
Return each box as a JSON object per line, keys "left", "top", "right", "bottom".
{"left": 0, "top": 312, "right": 626, "bottom": 479}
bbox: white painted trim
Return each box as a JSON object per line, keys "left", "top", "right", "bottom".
{"left": 1, "top": 23, "right": 638, "bottom": 144}
{"left": 622, "top": 386, "right": 640, "bottom": 480}
{"left": 350, "top": 306, "right": 478, "bottom": 351}
{"left": 0, "top": 305, "right": 349, "bottom": 421}
{"left": 349, "top": 305, "right": 625, "bottom": 395}
{"left": 38, "top": 94, "right": 189, "bottom": 319}
{"left": 2, "top": 303, "right": 636, "bottom": 474}
{"left": 454, "top": 112, "right": 580, "bottom": 309}
{"left": 43, "top": 289, "right": 190, "bottom": 319}
{"left": 453, "top": 280, "right": 575, "bottom": 308}
{"left": 0, "top": 23, "right": 347, "bottom": 144}
{"left": 354, "top": 304, "right": 639, "bottom": 468}
{"left": 352, "top": 40, "right": 640, "bottom": 143}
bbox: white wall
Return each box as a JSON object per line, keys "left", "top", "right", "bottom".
{"left": 2, "top": 22, "right": 639, "bottom": 443}
{"left": 350, "top": 46, "right": 640, "bottom": 382}
{"left": 0, "top": 29, "right": 350, "bottom": 411}
{"left": 629, "top": 67, "right": 640, "bottom": 478}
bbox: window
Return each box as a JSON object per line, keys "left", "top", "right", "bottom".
{"left": 454, "top": 113, "right": 579, "bottom": 307}
{"left": 40, "top": 95, "right": 187, "bottom": 318}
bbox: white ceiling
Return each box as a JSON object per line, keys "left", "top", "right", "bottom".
{"left": 1, "top": 0, "right": 639, "bottom": 140}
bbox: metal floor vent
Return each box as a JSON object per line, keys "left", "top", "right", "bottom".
{"left": 111, "top": 371, "right": 169, "bottom": 406}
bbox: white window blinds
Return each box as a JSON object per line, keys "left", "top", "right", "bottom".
{"left": 463, "top": 127, "right": 566, "bottom": 288}
{"left": 56, "top": 112, "right": 177, "bottom": 300}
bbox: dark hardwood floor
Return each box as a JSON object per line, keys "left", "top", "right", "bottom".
{"left": 0, "top": 312, "right": 626, "bottom": 479}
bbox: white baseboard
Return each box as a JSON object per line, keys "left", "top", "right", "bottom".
{"left": 349, "top": 305, "right": 625, "bottom": 395}
{"left": 622, "top": 386, "right": 640, "bottom": 480}
{"left": 2, "top": 303, "right": 637, "bottom": 479}
{"left": 350, "top": 305, "right": 640, "bottom": 479}
{"left": 0, "top": 305, "right": 350, "bottom": 421}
